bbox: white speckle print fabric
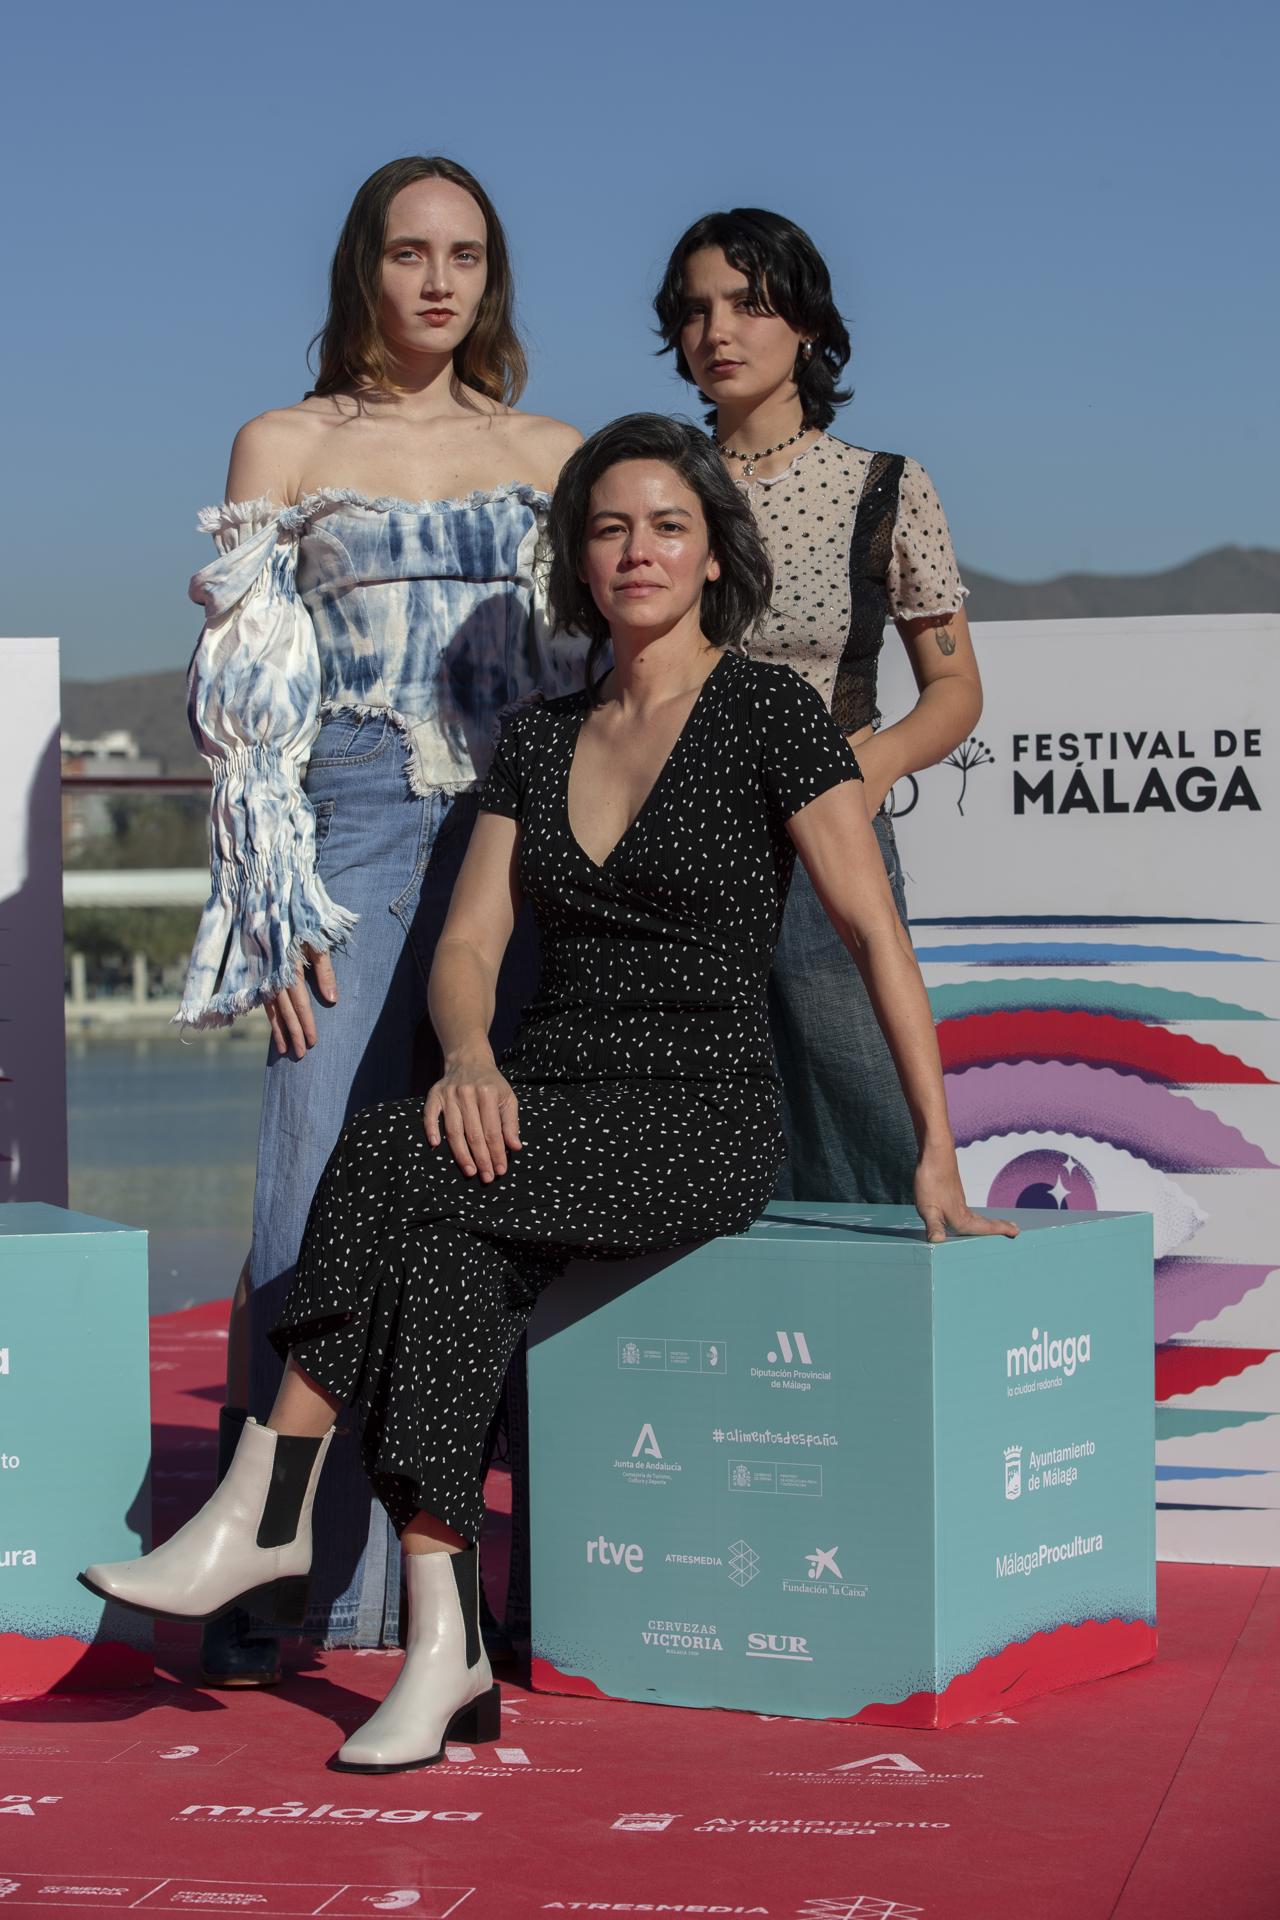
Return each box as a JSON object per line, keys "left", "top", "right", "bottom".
{"left": 271, "top": 653, "right": 863, "bottom": 1541}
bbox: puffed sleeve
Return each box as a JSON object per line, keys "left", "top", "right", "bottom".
{"left": 174, "top": 497, "right": 357, "bottom": 1028}
{"left": 477, "top": 707, "right": 526, "bottom": 821}
{"left": 886, "top": 457, "right": 969, "bottom": 624}
{"left": 756, "top": 664, "right": 863, "bottom": 822}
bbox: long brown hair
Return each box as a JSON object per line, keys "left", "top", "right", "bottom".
{"left": 309, "top": 156, "right": 527, "bottom": 405}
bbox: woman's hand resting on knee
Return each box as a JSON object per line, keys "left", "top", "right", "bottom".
{"left": 424, "top": 1060, "right": 523, "bottom": 1182}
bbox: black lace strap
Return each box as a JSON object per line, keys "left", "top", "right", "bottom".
{"left": 830, "top": 453, "right": 906, "bottom": 734}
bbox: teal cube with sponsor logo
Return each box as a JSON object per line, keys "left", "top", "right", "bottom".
{"left": 528, "top": 1203, "right": 1155, "bottom": 1727}
{"left": 0, "top": 1203, "right": 152, "bottom": 1694}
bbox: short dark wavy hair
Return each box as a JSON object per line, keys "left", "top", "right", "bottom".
{"left": 547, "top": 414, "right": 774, "bottom": 689}
{"left": 654, "top": 208, "right": 852, "bottom": 430}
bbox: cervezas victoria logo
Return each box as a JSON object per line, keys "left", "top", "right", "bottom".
{"left": 641, "top": 1618, "right": 723, "bottom": 1654}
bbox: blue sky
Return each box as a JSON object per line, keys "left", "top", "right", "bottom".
{"left": 1, "top": 0, "right": 1274, "bottom": 680}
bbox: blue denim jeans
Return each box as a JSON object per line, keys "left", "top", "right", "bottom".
{"left": 246, "top": 712, "right": 536, "bottom": 1646}
{"left": 768, "top": 811, "right": 919, "bottom": 1205}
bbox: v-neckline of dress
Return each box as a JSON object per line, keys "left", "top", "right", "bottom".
{"left": 564, "top": 653, "right": 727, "bottom": 873}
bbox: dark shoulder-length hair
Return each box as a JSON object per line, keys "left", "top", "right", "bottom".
{"left": 548, "top": 413, "right": 773, "bottom": 689}
{"left": 309, "top": 155, "right": 527, "bottom": 405}
{"left": 653, "top": 208, "right": 851, "bottom": 430}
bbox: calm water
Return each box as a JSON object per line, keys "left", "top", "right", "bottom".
{"left": 66, "top": 1030, "right": 264, "bottom": 1315}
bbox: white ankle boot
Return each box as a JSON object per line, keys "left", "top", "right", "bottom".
{"left": 335, "top": 1547, "right": 498, "bottom": 1773}
{"left": 80, "top": 1418, "right": 333, "bottom": 1627}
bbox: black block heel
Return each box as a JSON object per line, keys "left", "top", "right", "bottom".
{"left": 446, "top": 1683, "right": 501, "bottom": 1745}
{"left": 241, "top": 1575, "right": 310, "bottom": 1629}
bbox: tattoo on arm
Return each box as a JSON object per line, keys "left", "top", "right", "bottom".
{"left": 931, "top": 623, "right": 957, "bottom": 656}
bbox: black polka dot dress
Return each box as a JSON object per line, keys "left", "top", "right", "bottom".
{"left": 270, "top": 653, "right": 862, "bottom": 1543}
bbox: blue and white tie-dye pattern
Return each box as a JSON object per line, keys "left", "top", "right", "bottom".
{"left": 178, "top": 484, "right": 582, "bottom": 1029}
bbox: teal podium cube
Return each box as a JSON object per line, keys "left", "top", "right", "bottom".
{"left": 528, "top": 1204, "right": 1156, "bottom": 1727}
{"left": 0, "top": 1203, "right": 152, "bottom": 1694}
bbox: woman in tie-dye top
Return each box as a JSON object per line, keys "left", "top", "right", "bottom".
{"left": 179, "top": 156, "right": 584, "bottom": 1679}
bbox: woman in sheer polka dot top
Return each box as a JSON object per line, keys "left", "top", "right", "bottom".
{"left": 656, "top": 208, "right": 985, "bottom": 1207}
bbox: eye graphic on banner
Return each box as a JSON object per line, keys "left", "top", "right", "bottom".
{"left": 942, "top": 1046, "right": 1274, "bottom": 1255}
{"left": 952, "top": 1131, "right": 1206, "bottom": 1258}
{"left": 935, "top": 955, "right": 1276, "bottom": 1262}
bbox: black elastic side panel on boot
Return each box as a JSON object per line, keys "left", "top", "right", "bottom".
{"left": 256, "top": 1433, "right": 324, "bottom": 1549}
{"left": 450, "top": 1548, "right": 482, "bottom": 1669}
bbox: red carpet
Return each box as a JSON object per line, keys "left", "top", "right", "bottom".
{"left": 1, "top": 1304, "right": 1277, "bottom": 1920}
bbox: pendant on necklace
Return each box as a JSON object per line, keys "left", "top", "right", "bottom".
{"left": 743, "top": 460, "right": 756, "bottom": 479}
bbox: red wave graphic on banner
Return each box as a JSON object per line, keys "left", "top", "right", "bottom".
{"left": 533, "top": 1617, "right": 1157, "bottom": 1729}
{"left": 937, "top": 1010, "right": 1270, "bottom": 1085}
{"left": 1155, "top": 1345, "right": 1276, "bottom": 1400}
{"left": 0, "top": 1635, "right": 152, "bottom": 1698}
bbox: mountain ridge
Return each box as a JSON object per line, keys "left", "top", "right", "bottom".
{"left": 61, "top": 543, "right": 1280, "bottom": 773}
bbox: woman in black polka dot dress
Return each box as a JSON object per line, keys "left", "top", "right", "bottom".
{"left": 81, "top": 415, "right": 1014, "bottom": 1773}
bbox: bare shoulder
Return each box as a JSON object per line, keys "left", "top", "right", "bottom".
{"left": 226, "top": 400, "right": 332, "bottom": 506}
{"left": 508, "top": 411, "right": 583, "bottom": 490}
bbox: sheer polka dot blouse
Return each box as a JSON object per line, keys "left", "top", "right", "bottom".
{"left": 739, "top": 435, "right": 968, "bottom": 733}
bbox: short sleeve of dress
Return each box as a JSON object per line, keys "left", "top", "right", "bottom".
{"left": 756, "top": 665, "right": 863, "bottom": 822}
{"left": 477, "top": 707, "right": 526, "bottom": 821}
{"left": 887, "top": 457, "right": 969, "bottom": 623}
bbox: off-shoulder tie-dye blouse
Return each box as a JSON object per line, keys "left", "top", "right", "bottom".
{"left": 177, "top": 483, "right": 583, "bottom": 1030}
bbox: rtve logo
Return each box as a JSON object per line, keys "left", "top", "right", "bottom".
{"left": 767, "top": 1331, "right": 811, "bottom": 1365}
{"left": 586, "top": 1536, "right": 644, "bottom": 1572}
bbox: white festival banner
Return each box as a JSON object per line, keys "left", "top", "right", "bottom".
{"left": 881, "top": 614, "right": 1280, "bottom": 1565}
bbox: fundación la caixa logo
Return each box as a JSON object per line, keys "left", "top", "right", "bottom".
{"left": 780, "top": 1546, "right": 868, "bottom": 1600}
